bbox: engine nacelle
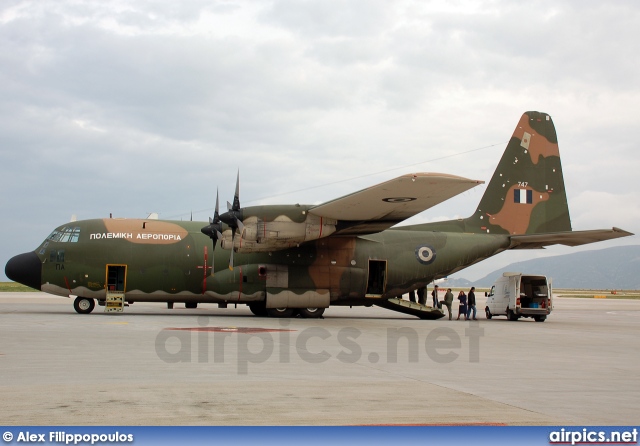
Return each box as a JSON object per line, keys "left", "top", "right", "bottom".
{"left": 220, "top": 213, "right": 336, "bottom": 253}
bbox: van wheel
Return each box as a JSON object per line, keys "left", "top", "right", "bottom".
{"left": 485, "top": 307, "right": 492, "bottom": 319}
{"left": 267, "top": 307, "right": 296, "bottom": 318}
{"left": 534, "top": 315, "right": 547, "bottom": 322}
{"left": 299, "top": 308, "right": 325, "bottom": 318}
{"left": 507, "top": 309, "right": 519, "bottom": 321}
{"left": 74, "top": 297, "right": 95, "bottom": 314}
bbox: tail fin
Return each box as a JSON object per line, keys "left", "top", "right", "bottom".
{"left": 465, "top": 111, "right": 572, "bottom": 235}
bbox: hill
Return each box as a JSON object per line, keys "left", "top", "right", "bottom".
{"left": 455, "top": 245, "right": 640, "bottom": 289}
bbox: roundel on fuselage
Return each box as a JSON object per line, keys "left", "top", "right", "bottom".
{"left": 415, "top": 244, "right": 436, "bottom": 265}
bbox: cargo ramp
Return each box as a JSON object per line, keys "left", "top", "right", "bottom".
{"left": 375, "top": 298, "right": 445, "bottom": 320}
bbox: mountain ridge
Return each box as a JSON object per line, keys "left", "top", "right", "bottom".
{"left": 450, "top": 245, "right": 640, "bottom": 289}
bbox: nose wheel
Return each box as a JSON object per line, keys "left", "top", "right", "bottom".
{"left": 73, "top": 297, "right": 95, "bottom": 314}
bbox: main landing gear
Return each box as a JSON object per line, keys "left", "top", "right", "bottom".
{"left": 265, "top": 307, "right": 325, "bottom": 318}
{"left": 249, "top": 302, "right": 325, "bottom": 318}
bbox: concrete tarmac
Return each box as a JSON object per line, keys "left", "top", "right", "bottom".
{"left": 0, "top": 293, "right": 638, "bottom": 426}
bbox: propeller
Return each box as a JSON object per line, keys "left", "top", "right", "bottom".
{"left": 200, "top": 189, "right": 223, "bottom": 275}
{"left": 219, "top": 171, "right": 244, "bottom": 270}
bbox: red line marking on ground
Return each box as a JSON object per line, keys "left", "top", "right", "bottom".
{"left": 164, "top": 327, "right": 296, "bottom": 333}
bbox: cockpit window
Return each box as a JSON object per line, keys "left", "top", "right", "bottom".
{"left": 46, "top": 227, "right": 81, "bottom": 243}
{"left": 69, "top": 227, "right": 80, "bottom": 242}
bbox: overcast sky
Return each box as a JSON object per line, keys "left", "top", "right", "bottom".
{"left": 2, "top": 0, "right": 639, "bottom": 282}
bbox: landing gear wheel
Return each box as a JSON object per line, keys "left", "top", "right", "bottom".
{"left": 73, "top": 297, "right": 95, "bottom": 314}
{"left": 185, "top": 302, "right": 198, "bottom": 309}
{"left": 249, "top": 302, "right": 268, "bottom": 317}
{"left": 298, "top": 307, "right": 325, "bottom": 318}
{"left": 485, "top": 307, "right": 492, "bottom": 319}
{"left": 266, "top": 307, "right": 296, "bottom": 318}
{"left": 534, "top": 315, "right": 547, "bottom": 322}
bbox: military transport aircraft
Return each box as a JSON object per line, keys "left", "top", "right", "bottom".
{"left": 5, "top": 111, "right": 633, "bottom": 319}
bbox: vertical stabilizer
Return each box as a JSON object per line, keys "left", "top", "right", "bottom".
{"left": 465, "top": 111, "right": 572, "bottom": 235}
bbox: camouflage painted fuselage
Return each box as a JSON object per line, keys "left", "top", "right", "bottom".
{"left": 36, "top": 217, "right": 510, "bottom": 305}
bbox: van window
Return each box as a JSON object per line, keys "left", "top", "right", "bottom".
{"left": 489, "top": 286, "right": 495, "bottom": 297}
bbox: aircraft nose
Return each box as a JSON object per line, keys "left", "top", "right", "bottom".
{"left": 5, "top": 252, "right": 42, "bottom": 290}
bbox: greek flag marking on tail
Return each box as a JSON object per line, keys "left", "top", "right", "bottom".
{"left": 514, "top": 189, "right": 533, "bottom": 204}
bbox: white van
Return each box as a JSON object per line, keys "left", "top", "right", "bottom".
{"left": 484, "top": 273, "right": 552, "bottom": 322}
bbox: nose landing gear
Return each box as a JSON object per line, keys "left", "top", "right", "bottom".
{"left": 73, "top": 297, "right": 95, "bottom": 314}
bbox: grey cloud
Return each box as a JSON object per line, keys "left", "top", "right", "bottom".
{"left": 261, "top": 0, "right": 392, "bottom": 39}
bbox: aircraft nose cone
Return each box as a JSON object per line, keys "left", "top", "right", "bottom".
{"left": 5, "top": 252, "right": 42, "bottom": 290}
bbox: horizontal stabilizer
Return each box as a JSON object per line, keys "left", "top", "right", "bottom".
{"left": 509, "top": 227, "right": 634, "bottom": 249}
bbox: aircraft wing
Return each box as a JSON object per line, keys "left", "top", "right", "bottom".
{"left": 509, "top": 227, "right": 634, "bottom": 249}
{"left": 310, "top": 173, "right": 483, "bottom": 235}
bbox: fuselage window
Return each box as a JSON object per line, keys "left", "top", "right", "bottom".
{"left": 56, "top": 250, "right": 65, "bottom": 262}
{"left": 38, "top": 242, "right": 50, "bottom": 256}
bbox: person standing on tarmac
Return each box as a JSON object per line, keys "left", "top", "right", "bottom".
{"left": 467, "top": 286, "right": 477, "bottom": 320}
{"left": 457, "top": 290, "right": 467, "bottom": 320}
{"left": 443, "top": 288, "right": 454, "bottom": 320}
{"left": 431, "top": 285, "right": 439, "bottom": 307}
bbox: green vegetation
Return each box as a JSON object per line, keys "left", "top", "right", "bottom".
{"left": 0, "top": 282, "right": 39, "bottom": 292}
{"left": 558, "top": 290, "right": 640, "bottom": 300}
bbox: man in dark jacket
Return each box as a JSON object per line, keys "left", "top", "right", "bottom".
{"left": 467, "top": 286, "right": 477, "bottom": 320}
{"left": 431, "top": 285, "right": 439, "bottom": 307}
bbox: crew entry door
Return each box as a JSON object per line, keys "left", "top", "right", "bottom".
{"left": 105, "top": 265, "right": 127, "bottom": 313}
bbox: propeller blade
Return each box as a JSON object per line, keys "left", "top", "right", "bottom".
{"left": 218, "top": 171, "right": 242, "bottom": 271}
{"left": 232, "top": 170, "right": 240, "bottom": 211}
{"left": 201, "top": 188, "right": 225, "bottom": 276}
{"left": 214, "top": 189, "right": 220, "bottom": 220}
{"left": 229, "top": 231, "right": 235, "bottom": 271}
